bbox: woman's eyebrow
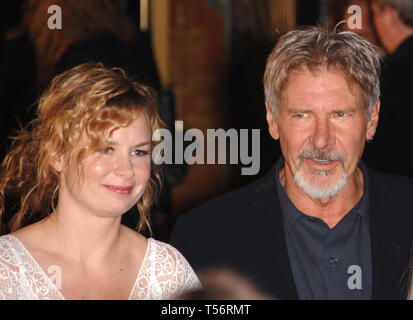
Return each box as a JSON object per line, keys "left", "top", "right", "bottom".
{"left": 132, "top": 141, "right": 152, "bottom": 148}
{"left": 108, "top": 141, "right": 152, "bottom": 148}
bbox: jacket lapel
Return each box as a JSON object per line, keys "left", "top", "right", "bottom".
{"left": 369, "top": 169, "right": 411, "bottom": 299}
{"left": 250, "top": 163, "right": 299, "bottom": 299}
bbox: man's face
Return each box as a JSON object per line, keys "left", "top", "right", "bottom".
{"left": 266, "top": 68, "right": 379, "bottom": 199}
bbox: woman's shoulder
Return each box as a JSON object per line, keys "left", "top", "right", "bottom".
{"left": 0, "top": 234, "right": 23, "bottom": 259}
{"left": 0, "top": 233, "right": 63, "bottom": 300}
{"left": 0, "top": 234, "right": 36, "bottom": 277}
{"left": 0, "top": 234, "right": 31, "bottom": 299}
{"left": 136, "top": 238, "right": 201, "bottom": 299}
{"left": 148, "top": 238, "right": 195, "bottom": 270}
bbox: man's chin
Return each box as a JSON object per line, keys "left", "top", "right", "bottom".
{"left": 294, "top": 169, "right": 348, "bottom": 199}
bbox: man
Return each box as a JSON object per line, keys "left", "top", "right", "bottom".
{"left": 170, "top": 27, "right": 413, "bottom": 300}
{"left": 363, "top": 0, "right": 413, "bottom": 176}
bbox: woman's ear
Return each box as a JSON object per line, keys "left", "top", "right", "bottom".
{"left": 50, "top": 154, "right": 64, "bottom": 173}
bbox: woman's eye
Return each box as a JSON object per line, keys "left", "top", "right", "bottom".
{"left": 132, "top": 149, "right": 149, "bottom": 157}
{"left": 102, "top": 147, "right": 114, "bottom": 154}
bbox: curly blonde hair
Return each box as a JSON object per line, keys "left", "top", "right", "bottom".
{"left": 0, "top": 62, "right": 163, "bottom": 236}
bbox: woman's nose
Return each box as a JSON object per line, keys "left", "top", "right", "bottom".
{"left": 114, "top": 156, "right": 134, "bottom": 179}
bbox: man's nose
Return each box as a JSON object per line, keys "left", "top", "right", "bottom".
{"left": 114, "top": 155, "right": 134, "bottom": 179}
{"left": 312, "top": 118, "right": 335, "bottom": 149}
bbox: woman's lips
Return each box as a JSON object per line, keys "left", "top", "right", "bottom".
{"left": 104, "top": 185, "right": 133, "bottom": 195}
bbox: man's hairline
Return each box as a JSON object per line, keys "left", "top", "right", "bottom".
{"left": 266, "top": 65, "right": 374, "bottom": 121}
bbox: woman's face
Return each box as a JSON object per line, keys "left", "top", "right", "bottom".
{"left": 58, "top": 113, "right": 152, "bottom": 218}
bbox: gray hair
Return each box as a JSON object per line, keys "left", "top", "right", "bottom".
{"left": 264, "top": 26, "right": 381, "bottom": 119}
{"left": 374, "top": 0, "right": 413, "bottom": 27}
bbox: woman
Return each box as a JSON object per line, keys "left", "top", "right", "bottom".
{"left": 0, "top": 62, "right": 200, "bottom": 299}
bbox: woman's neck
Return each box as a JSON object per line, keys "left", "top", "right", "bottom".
{"left": 39, "top": 208, "right": 125, "bottom": 268}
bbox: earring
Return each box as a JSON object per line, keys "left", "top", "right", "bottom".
{"left": 367, "top": 137, "right": 373, "bottom": 143}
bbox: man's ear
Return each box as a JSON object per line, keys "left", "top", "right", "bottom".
{"left": 366, "top": 100, "right": 380, "bottom": 141}
{"left": 265, "top": 102, "right": 279, "bottom": 141}
{"left": 385, "top": 4, "right": 402, "bottom": 27}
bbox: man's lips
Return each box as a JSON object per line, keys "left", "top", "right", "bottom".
{"left": 104, "top": 185, "right": 133, "bottom": 195}
{"left": 306, "top": 158, "right": 339, "bottom": 169}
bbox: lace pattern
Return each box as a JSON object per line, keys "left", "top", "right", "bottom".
{"left": 0, "top": 235, "right": 201, "bottom": 300}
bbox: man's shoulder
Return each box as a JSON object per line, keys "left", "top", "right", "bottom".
{"left": 169, "top": 164, "right": 282, "bottom": 272}
{"left": 178, "top": 167, "right": 277, "bottom": 223}
{"left": 367, "top": 168, "right": 413, "bottom": 250}
{"left": 368, "top": 168, "right": 413, "bottom": 227}
{"left": 369, "top": 167, "right": 413, "bottom": 196}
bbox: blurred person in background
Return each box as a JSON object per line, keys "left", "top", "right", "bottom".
{"left": 362, "top": 0, "right": 413, "bottom": 177}
{"left": 0, "top": 0, "right": 36, "bottom": 160}
{"left": 7, "top": 0, "right": 159, "bottom": 93}
{"left": 1, "top": 0, "right": 154, "bottom": 159}
{"left": 176, "top": 268, "right": 272, "bottom": 300}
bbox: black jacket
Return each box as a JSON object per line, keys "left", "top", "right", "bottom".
{"left": 170, "top": 161, "right": 413, "bottom": 299}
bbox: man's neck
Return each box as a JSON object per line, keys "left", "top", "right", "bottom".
{"left": 279, "top": 166, "right": 365, "bottom": 229}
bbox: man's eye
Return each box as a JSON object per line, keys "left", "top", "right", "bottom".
{"left": 335, "top": 112, "right": 346, "bottom": 117}
{"left": 294, "top": 113, "right": 308, "bottom": 118}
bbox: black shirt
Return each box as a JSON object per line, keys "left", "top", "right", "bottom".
{"left": 276, "top": 158, "right": 372, "bottom": 299}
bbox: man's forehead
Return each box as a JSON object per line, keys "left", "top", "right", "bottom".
{"left": 287, "top": 64, "right": 350, "bottom": 80}
{"left": 284, "top": 65, "right": 362, "bottom": 97}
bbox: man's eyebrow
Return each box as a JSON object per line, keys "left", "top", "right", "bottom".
{"left": 287, "top": 108, "right": 312, "bottom": 113}
{"left": 287, "top": 107, "right": 357, "bottom": 113}
{"left": 332, "top": 107, "right": 357, "bottom": 112}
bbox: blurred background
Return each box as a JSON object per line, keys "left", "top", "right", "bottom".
{"left": 0, "top": 0, "right": 381, "bottom": 239}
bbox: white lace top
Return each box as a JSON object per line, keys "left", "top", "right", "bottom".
{"left": 0, "top": 235, "right": 201, "bottom": 300}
